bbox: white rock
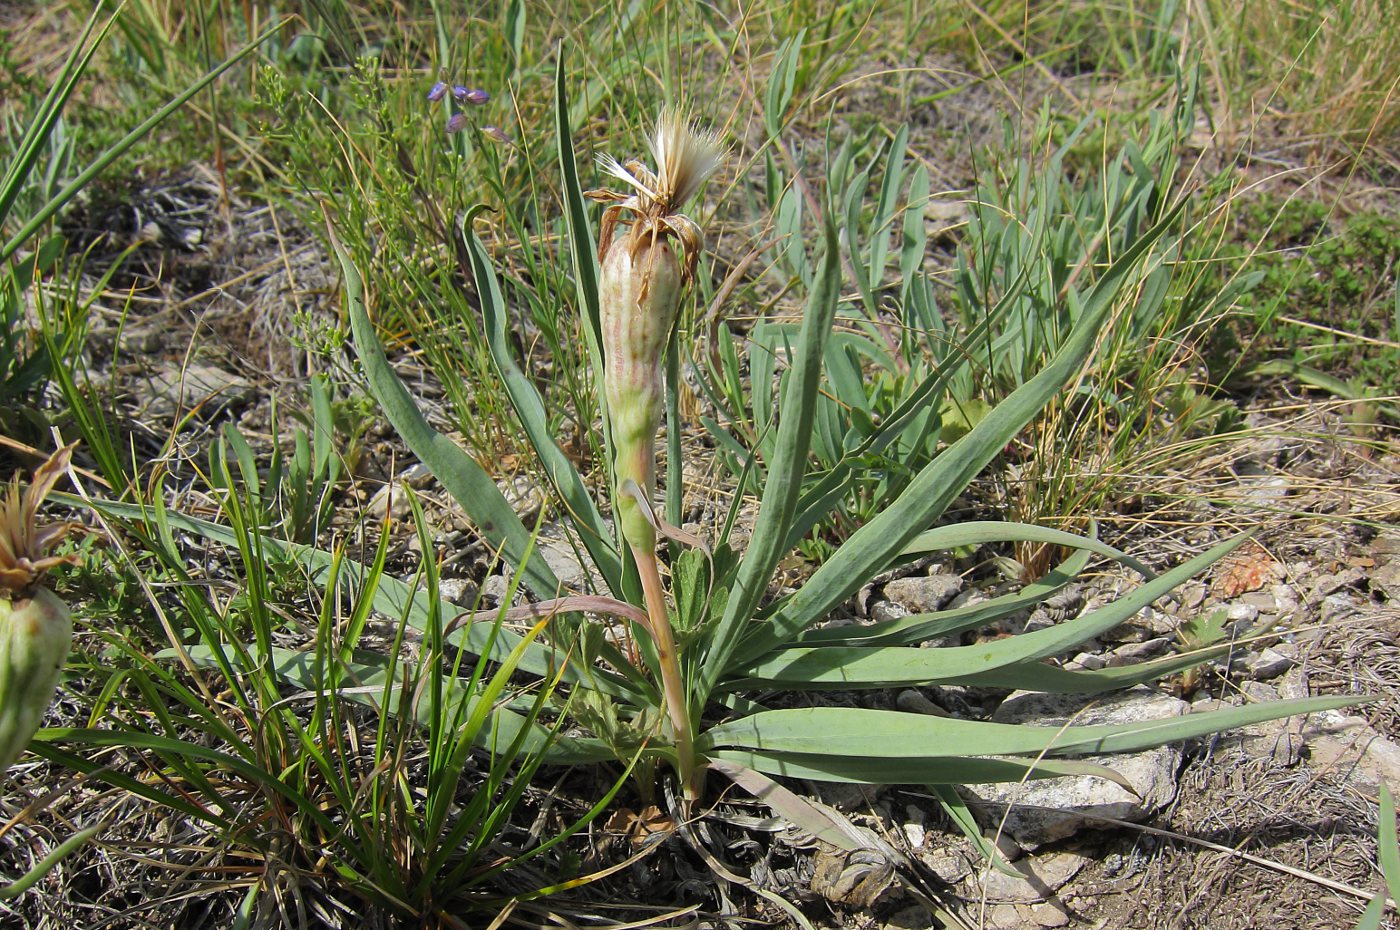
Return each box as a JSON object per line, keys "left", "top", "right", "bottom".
{"left": 960, "top": 688, "right": 1188, "bottom": 847}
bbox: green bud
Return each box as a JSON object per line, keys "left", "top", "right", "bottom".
{"left": 600, "top": 235, "right": 683, "bottom": 548}
{"left": 0, "top": 588, "right": 71, "bottom": 773}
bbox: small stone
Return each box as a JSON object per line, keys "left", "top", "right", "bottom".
{"left": 1245, "top": 647, "right": 1293, "bottom": 680}
{"left": 1178, "top": 582, "right": 1207, "bottom": 610}
{"left": 1320, "top": 593, "right": 1360, "bottom": 623}
{"left": 539, "top": 542, "right": 587, "bottom": 592}
{"left": 1271, "top": 583, "right": 1300, "bottom": 613}
{"left": 481, "top": 574, "right": 516, "bottom": 605}
{"left": 1031, "top": 902, "right": 1072, "bottom": 927}
{"left": 1239, "top": 590, "right": 1278, "bottom": 613}
{"left": 1225, "top": 602, "right": 1259, "bottom": 626}
{"left": 1068, "top": 651, "right": 1106, "bottom": 671}
{"left": 988, "top": 903, "right": 1022, "bottom": 929}
{"left": 920, "top": 848, "right": 973, "bottom": 883}
{"left": 978, "top": 850, "right": 1089, "bottom": 903}
{"left": 1309, "top": 567, "right": 1367, "bottom": 600}
{"left": 946, "top": 588, "right": 990, "bottom": 611}
{"left": 1370, "top": 557, "right": 1400, "bottom": 601}
{"left": 437, "top": 577, "right": 479, "bottom": 605}
{"left": 1301, "top": 711, "right": 1400, "bottom": 791}
{"left": 1240, "top": 475, "right": 1289, "bottom": 507}
{"left": 902, "top": 821, "right": 926, "bottom": 849}
{"left": 142, "top": 361, "right": 255, "bottom": 419}
{"left": 1240, "top": 680, "right": 1280, "bottom": 703}
{"left": 897, "top": 690, "right": 948, "bottom": 716}
{"left": 870, "top": 600, "right": 911, "bottom": 623}
{"left": 883, "top": 574, "right": 964, "bottom": 613}
{"left": 1101, "top": 607, "right": 1174, "bottom": 643}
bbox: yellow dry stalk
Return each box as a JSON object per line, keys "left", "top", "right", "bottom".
{"left": 0, "top": 444, "right": 79, "bottom": 774}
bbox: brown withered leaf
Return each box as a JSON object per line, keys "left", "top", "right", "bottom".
{"left": 603, "top": 805, "right": 674, "bottom": 846}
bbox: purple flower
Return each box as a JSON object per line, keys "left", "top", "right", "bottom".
{"left": 427, "top": 81, "right": 448, "bottom": 102}
{"left": 452, "top": 86, "right": 490, "bottom": 105}
{"left": 446, "top": 112, "right": 469, "bottom": 133}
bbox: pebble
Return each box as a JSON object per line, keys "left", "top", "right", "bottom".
{"left": 883, "top": 573, "right": 964, "bottom": 613}
{"left": 869, "top": 600, "right": 911, "bottom": 622}
{"left": 1245, "top": 647, "right": 1293, "bottom": 680}
{"left": 437, "top": 577, "right": 479, "bottom": 605}
{"left": 1031, "top": 901, "right": 1072, "bottom": 927}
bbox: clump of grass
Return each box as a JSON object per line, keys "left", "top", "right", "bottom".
{"left": 1217, "top": 194, "right": 1400, "bottom": 392}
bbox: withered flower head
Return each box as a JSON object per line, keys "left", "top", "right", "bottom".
{"left": 0, "top": 445, "right": 80, "bottom": 594}
{"left": 587, "top": 107, "right": 724, "bottom": 280}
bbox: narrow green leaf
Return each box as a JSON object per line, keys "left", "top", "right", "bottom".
{"left": 733, "top": 536, "right": 1245, "bottom": 690}
{"left": 897, "top": 521, "right": 1154, "bottom": 580}
{"left": 332, "top": 230, "right": 561, "bottom": 598}
{"left": 554, "top": 54, "right": 613, "bottom": 487}
{"left": 946, "top": 644, "right": 1230, "bottom": 693}
{"left": 700, "top": 216, "right": 842, "bottom": 697}
{"left": 709, "top": 749, "right": 1125, "bottom": 786}
{"left": 698, "top": 695, "right": 1363, "bottom": 760}
{"left": 461, "top": 210, "right": 621, "bottom": 594}
{"left": 1381, "top": 783, "right": 1400, "bottom": 912}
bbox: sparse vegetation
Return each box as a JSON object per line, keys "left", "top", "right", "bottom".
{"left": 0, "top": 1, "right": 1395, "bottom": 928}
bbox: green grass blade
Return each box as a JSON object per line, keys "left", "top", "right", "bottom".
{"left": 331, "top": 229, "right": 562, "bottom": 598}
{"left": 2, "top": 19, "right": 287, "bottom": 262}
{"left": 945, "top": 644, "right": 1231, "bottom": 693}
{"left": 461, "top": 209, "right": 621, "bottom": 594}
{"left": 69, "top": 493, "right": 643, "bottom": 701}
{"left": 554, "top": 55, "right": 614, "bottom": 496}
{"left": 1381, "top": 783, "right": 1400, "bottom": 912}
{"left": 896, "top": 521, "right": 1154, "bottom": 580}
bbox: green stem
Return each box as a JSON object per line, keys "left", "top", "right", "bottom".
{"left": 631, "top": 543, "right": 699, "bottom": 802}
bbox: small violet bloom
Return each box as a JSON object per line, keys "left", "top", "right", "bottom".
{"left": 427, "top": 81, "right": 448, "bottom": 102}
{"left": 452, "top": 85, "right": 490, "bottom": 105}
{"left": 445, "top": 112, "right": 469, "bottom": 133}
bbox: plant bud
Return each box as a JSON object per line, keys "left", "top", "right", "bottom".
{"left": 0, "top": 588, "right": 71, "bottom": 773}
{"left": 600, "top": 234, "right": 683, "bottom": 548}
{"left": 0, "top": 444, "right": 79, "bottom": 775}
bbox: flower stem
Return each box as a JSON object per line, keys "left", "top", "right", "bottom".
{"left": 630, "top": 542, "right": 699, "bottom": 802}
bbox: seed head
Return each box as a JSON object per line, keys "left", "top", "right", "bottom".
{"left": 0, "top": 446, "right": 79, "bottom": 595}
{"left": 587, "top": 107, "right": 724, "bottom": 280}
